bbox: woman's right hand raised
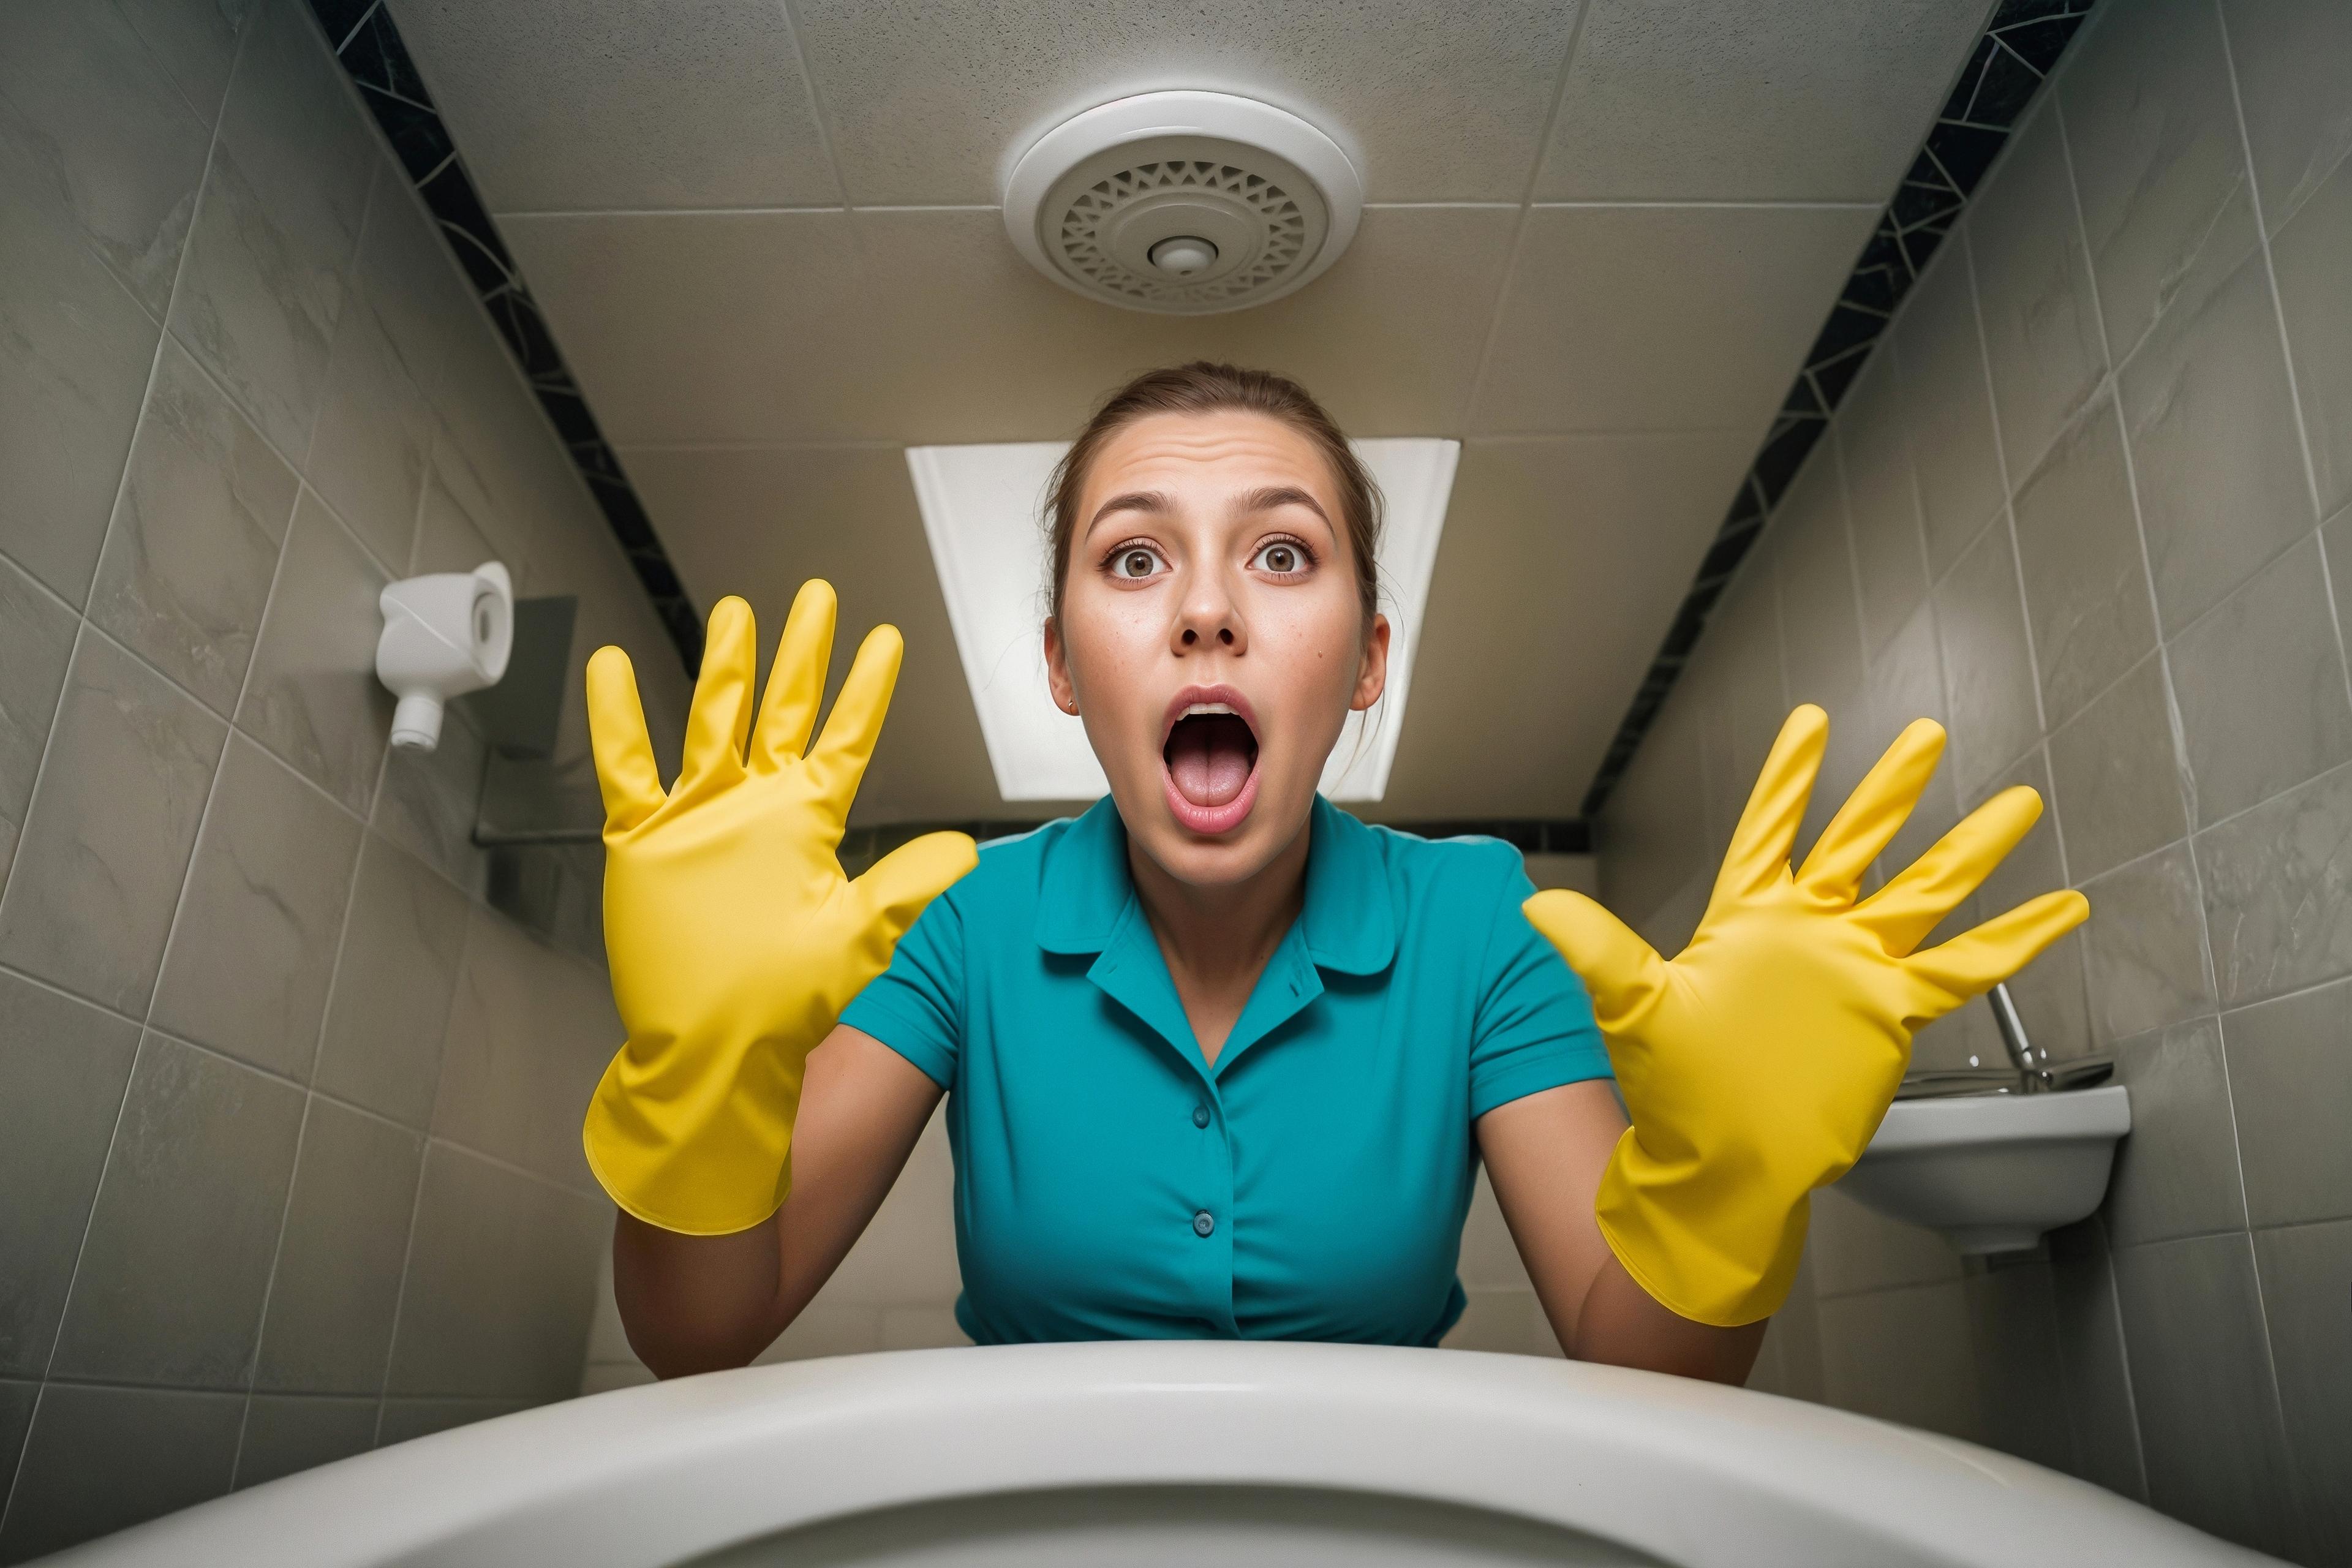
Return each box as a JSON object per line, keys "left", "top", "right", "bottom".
{"left": 580, "top": 581, "right": 976, "bottom": 1237}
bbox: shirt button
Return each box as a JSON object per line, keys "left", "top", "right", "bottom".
{"left": 1192, "top": 1210, "right": 1215, "bottom": 1238}
{"left": 1191, "top": 1104, "right": 1210, "bottom": 1128}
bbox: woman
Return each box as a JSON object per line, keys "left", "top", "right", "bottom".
{"left": 581, "top": 364, "right": 2086, "bottom": 1385}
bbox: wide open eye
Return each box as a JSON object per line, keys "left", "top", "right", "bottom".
{"left": 1250, "top": 537, "right": 1313, "bottom": 577}
{"left": 1108, "top": 543, "right": 1166, "bottom": 581}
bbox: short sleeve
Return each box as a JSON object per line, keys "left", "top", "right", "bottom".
{"left": 838, "top": 890, "right": 965, "bottom": 1091}
{"left": 1466, "top": 856, "right": 1612, "bottom": 1119}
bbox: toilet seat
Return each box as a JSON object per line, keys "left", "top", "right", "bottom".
{"left": 50, "top": 1342, "right": 2266, "bottom": 1567}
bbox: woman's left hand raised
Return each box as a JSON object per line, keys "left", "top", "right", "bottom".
{"left": 1523, "top": 704, "right": 2087, "bottom": 1328}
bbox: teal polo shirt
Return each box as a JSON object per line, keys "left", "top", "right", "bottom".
{"left": 838, "top": 794, "right": 1610, "bottom": 1347}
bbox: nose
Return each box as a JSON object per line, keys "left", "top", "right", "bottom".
{"left": 1171, "top": 561, "right": 1246, "bottom": 655}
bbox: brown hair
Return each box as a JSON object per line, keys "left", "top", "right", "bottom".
{"left": 1044, "top": 362, "right": 1382, "bottom": 628}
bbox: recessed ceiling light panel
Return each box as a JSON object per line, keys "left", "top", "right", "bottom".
{"left": 907, "top": 439, "right": 1457, "bottom": 804}
{"left": 1001, "top": 91, "right": 1365, "bottom": 315}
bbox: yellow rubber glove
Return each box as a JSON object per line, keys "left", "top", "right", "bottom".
{"left": 581, "top": 582, "right": 977, "bottom": 1235}
{"left": 1524, "top": 705, "right": 2088, "bottom": 1327}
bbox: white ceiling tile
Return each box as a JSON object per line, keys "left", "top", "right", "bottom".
{"left": 1471, "top": 203, "right": 1879, "bottom": 435}
{"left": 835, "top": 206, "right": 1520, "bottom": 443}
{"left": 502, "top": 209, "right": 870, "bottom": 443}
{"left": 507, "top": 205, "right": 1518, "bottom": 447}
{"left": 1534, "top": 0, "right": 1995, "bottom": 202}
{"left": 387, "top": 0, "right": 839, "bottom": 211}
{"left": 788, "top": 0, "right": 1581, "bottom": 205}
{"left": 1376, "top": 432, "right": 1757, "bottom": 817}
{"left": 619, "top": 443, "right": 1002, "bottom": 822}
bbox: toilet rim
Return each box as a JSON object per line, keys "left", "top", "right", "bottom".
{"left": 49, "top": 1341, "right": 2266, "bottom": 1568}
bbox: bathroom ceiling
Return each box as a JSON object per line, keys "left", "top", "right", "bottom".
{"left": 386, "top": 0, "right": 1996, "bottom": 823}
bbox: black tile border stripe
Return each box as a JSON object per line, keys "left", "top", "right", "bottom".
{"left": 1578, "top": 0, "right": 2097, "bottom": 818}
{"left": 307, "top": 0, "right": 706, "bottom": 671}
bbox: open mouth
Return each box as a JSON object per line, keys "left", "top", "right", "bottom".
{"left": 1161, "top": 687, "right": 1262, "bottom": 835}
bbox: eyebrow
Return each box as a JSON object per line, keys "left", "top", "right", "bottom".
{"left": 1237, "top": 486, "right": 1332, "bottom": 526}
{"left": 1082, "top": 484, "right": 1333, "bottom": 539}
{"left": 1084, "top": 489, "right": 1174, "bottom": 536}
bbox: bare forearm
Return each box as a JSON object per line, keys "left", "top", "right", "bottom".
{"left": 612, "top": 1211, "right": 789, "bottom": 1378}
{"left": 609, "top": 1028, "right": 944, "bottom": 1380}
{"left": 1476, "top": 1084, "right": 1765, "bottom": 1385}
{"left": 1564, "top": 1253, "right": 1765, "bottom": 1385}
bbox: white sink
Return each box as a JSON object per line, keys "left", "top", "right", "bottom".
{"left": 1838, "top": 1084, "right": 2130, "bottom": 1254}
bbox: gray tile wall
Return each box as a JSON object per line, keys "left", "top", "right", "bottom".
{"left": 1603, "top": 2, "right": 2352, "bottom": 1561}
{"left": 0, "top": 0, "right": 687, "bottom": 1557}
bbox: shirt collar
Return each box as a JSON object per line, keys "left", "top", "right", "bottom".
{"left": 1033, "top": 793, "right": 1396, "bottom": 977}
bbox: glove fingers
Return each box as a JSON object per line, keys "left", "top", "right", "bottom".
{"left": 854, "top": 832, "right": 979, "bottom": 941}
{"left": 1522, "top": 890, "right": 1668, "bottom": 1032}
{"left": 1713, "top": 706, "right": 1827, "bottom": 905}
{"left": 1904, "top": 889, "right": 2090, "bottom": 1005}
{"left": 1854, "top": 785, "right": 2043, "bottom": 956}
{"left": 750, "top": 579, "right": 836, "bottom": 773}
{"left": 586, "top": 644, "right": 664, "bottom": 835}
{"left": 804, "top": 624, "right": 903, "bottom": 817}
{"left": 676, "top": 597, "right": 758, "bottom": 797}
{"left": 1795, "top": 718, "right": 1945, "bottom": 903}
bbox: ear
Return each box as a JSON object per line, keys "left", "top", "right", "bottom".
{"left": 1351, "top": 613, "right": 1390, "bottom": 712}
{"left": 1043, "top": 616, "right": 1080, "bottom": 715}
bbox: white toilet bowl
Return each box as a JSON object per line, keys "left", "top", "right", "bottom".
{"left": 47, "top": 1342, "right": 2268, "bottom": 1567}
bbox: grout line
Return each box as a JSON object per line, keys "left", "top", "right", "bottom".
{"left": 2056, "top": 41, "right": 2271, "bottom": 1489}
{"left": 228, "top": 676, "right": 405, "bottom": 1477}
{"left": 1463, "top": 424, "right": 1762, "bottom": 442}
{"left": 0, "top": 611, "right": 90, "bottom": 922}
{"left": 2052, "top": 93, "right": 2201, "bottom": 869}
{"left": 223, "top": 693, "right": 370, "bottom": 826}
{"left": 4, "top": 15, "right": 256, "bottom": 1525}
{"left": 0, "top": 1382, "right": 43, "bottom": 1537}
{"left": 2016, "top": 114, "right": 2107, "bottom": 890}
{"left": 301, "top": 159, "right": 385, "bottom": 475}
{"left": 0, "top": 953, "right": 606, "bottom": 1204}
{"left": 1524, "top": 198, "right": 1882, "bottom": 211}
{"left": 1962, "top": 91, "right": 2095, "bottom": 1040}
{"left": 230, "top": 1090, "right": 320, "bottom": 1488}
{"left": 420, "top": 1133, "right": 607, "bottom": 1202}
{"left": 773, "top": 0, "right": 855, "bottom": 214}
{"left": 847, "top": 203, "right": 997, "bottom": 214}
{"left": 2212, "top": 0, "right": 2351, "bottom": 728}
{"left": 496, "top": 203, "right": 850, "bottom": 221}
{"left": 0, "top": 965, "right": 607, "bottom": 1177}
{"left": 31, "top": 297, "right": 326, "bottom": 1475}
{"left": 2206, "top": 13, "right": 2328, "bottom": 1520}
{"left": 0, "top": 51, "right": 240, "bottom": 917}
{"left": 2089, "top": 1214, "right": 2154, "bottom": 1501}
{"left": 369, "top": 899, "right": 483, "bottom": 1447}
{"left": 2212, "top": 1, "right": 2327, "bottom": 534}
{"left": 1359, "top": 200, "right": 1522, "bottom": 211}
{"left": 2204, "top": 938, "right": 2352, "bottom": 1017}
{"left": 330, "top": 0, "right": 382, "bottom": 56}
{"left": 1824, "top": 427, "right": 1870, "bottom": 685}
{"left": 1, "top": 1033, "right": 141, "bottom": 1539}
{"left": 1454, "top": 0, "right": 1593, "bottom": 435}
{"left": 612, "top": 437, "right": 911, "bottom": 454}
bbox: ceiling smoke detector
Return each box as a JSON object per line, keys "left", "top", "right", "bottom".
{"left": 1002, "top": 91, "right": 1364, "bottom": 315}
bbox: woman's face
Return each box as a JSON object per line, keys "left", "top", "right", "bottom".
{"left": 1045, "top": 409, "right": 1389, "bottom": 889}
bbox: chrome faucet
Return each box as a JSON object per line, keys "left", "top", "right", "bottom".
{"left": 1986, "top": 982, "right": 2046, "bottom": 1087}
